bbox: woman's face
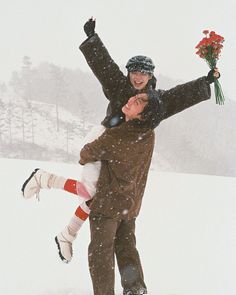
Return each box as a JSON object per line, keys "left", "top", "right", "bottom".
{"left": 122, "top": 93, "right": 148, "bottom": 121}
{"left": 129, "top": 72, "right": 152, "bottom": 90}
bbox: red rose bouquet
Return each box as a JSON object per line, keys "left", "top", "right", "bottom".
{"left": 195, "top": 30, "right": 225, "bottom": 105}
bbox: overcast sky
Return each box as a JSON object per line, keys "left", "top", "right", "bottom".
{"left": 1, "top": 0, "right": 235, "bottom": 100}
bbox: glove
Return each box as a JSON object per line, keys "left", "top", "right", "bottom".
{"left": 206, "top": 68, "right": 221, "bottom": 84}
{"left": 84, "top": 18, "right": 96, "bottom": 38}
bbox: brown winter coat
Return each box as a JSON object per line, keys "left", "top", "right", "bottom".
{"left": 79, "top": 33, "right": 211, "bottom": 129}
{"left": 80, "top": 120, "right": 155, "bottom": 219}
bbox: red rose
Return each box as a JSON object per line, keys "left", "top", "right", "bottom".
{"left": 203, "top": 30, "right": 209, "bottom": 35}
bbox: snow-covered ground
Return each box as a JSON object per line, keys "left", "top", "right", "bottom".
{"left": 0, "top": 158, "right": 236, "bottom": 295}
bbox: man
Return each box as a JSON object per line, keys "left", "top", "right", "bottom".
{"left": 79, "top": 89, "right": 160, "bottom": 295}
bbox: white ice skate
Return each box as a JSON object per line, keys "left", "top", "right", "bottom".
{"left": 21, "top": 168, "right": 51, "bottom": 199}
{"left": 55, "top": 227, "right": 76, "bottom": 263}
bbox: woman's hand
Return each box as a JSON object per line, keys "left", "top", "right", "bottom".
{"left": 84, "top": 17, "right": 96, "bottom": 38}
{"left": 206, "top": 68, "right": 221, "bottom": 84}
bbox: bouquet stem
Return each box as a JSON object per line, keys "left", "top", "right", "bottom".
{"left": 214, "top": 79, "right": 225, "bottom": 105}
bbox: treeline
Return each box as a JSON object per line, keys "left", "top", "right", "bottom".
{"left": 0, "top": 56, "right": 101, "bottom": 161}
{"left": 8, "top": 56, "right": 105, "bottom": 126}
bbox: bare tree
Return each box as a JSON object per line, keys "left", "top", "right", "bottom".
{"left": 7, "top": 102, "right": 13, "bottom": 145}
{"left": 0, "top": 99, "right": 5, "bottom": 144}
{"left": 24, "top": 101, "right": 35, "bottom": 144}
{"left": 0, "top": 82, "right": 7, "bottom": 98}
{"left": 21, "top": 108, "right": 25, "bottom": 145}
{"left": 21, "top": 56, "right": 33, "bottom": 102}
{"left": 49, "top": 64, "right": 67, "bottom": 132}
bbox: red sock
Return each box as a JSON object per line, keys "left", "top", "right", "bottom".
{"left": 75, "top": 202, "right": 90, "bottom": 220}
{"left": 75, "top": 206, "right": 89, "bottom": 220}
{"left": 64, "top": 179, "right": 90, "bottom": 200}
{"left": 64, "top": 179, "right": 77, "bottom": 195}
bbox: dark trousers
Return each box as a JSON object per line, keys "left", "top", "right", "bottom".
{"left": 88, "top": 213, "right": 147, "bottom": 295}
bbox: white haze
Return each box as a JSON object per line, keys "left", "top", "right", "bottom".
{"left": 0, "top": 0, "right": 236, "bottom": 100}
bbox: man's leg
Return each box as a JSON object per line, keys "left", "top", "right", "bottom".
{"left": 115, "top": 219, "right": 147, "bottom": 294}
{"left": 88, "top": 213, "right": 120, "bottom": 295}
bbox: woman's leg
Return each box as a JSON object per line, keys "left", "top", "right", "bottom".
{"left": 22, "top": 125, "right": 104, "bottom": 199}
{"left": 55, "top": 200, "right": 91, "bottom": 263}
{"left": 54, "top": 162, "right": 102, "bottom": 263}
{"left": 64, "top": 178, "right": 91, "bottom": 199}
{"left": 22, "top": 169, "right": 90, "bottom": 200}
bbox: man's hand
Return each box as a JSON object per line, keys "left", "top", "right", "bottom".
{"left": 206, "top": 68, "right": 221, "bottom": 84}
{"left": 84, "top": 17, "right": 96, "bottom": 38}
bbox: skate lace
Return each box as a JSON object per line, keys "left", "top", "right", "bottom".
{"left": 59, "top": 233, "right": 73, "bottom": 255}
{"left": 60, "top": 233, "right": 73, "bottom": 246}
{"left": 34, "top": 174, "right": 41, "bottom": 201}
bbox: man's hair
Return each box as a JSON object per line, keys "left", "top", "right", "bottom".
{"left": 139, "top": 89, "right": 163, "bottom": 129}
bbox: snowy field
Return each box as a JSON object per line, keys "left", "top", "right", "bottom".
{"left": 0, "top": 158, "right": 236, "bottom": 295}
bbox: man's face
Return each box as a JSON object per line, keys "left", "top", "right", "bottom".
{"left": 122, "top": 93, "right": 148, "bottom": 121}
{"left": 129, "top": 72, "right": 152, "bottom": 90}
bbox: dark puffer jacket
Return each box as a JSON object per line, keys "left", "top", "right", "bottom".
{"left": 79, "top": 34, "right": 211, "bottom": 129}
